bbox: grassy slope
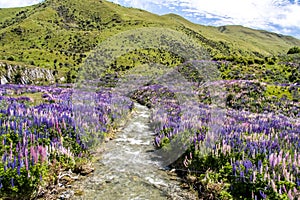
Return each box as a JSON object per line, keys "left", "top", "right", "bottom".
{"left": 0, "top": 0, "right": 300, "bottom": 81}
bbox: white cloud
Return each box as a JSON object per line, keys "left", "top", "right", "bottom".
{"left": 0, "top": 0, "right": 43, "bottom": 8}
{"left": 108, "top": 0, "right": 300, "bottom": 38}
{"left": 161, "top": 0, "right": 300, "bottom": 28}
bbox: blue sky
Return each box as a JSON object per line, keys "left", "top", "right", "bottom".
{"left": 1, "top": 0, "right": 300, "bottom": 39}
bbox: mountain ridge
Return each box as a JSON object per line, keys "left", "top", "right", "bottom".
{"left": 0, "top": 0, "right": 300, "bottom": 83}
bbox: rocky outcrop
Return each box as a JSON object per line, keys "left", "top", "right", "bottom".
{"left": 0, "top": 62, "right": 55, "bottom": 85}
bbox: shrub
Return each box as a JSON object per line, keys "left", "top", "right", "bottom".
{"left": 287, "top": 46, "right": 300, "bottom": 54}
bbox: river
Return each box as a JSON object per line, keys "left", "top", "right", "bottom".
{"left": 71, "top": 103, "right": 197, "bottom": 200}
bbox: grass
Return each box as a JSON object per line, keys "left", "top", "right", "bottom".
{"left": 6, "top": 92, "right": 45, "bottom": 105}
{"left": 264, "top": 85, "right": 293, "bottom": 99}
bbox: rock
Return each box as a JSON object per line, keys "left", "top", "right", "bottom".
{"left": 74, "top": 189, "right": 84, "bottom": 196}
{"left": 76, "top": 164, "right": 94, "bottom": 175}
{"left": 60, "top": 175, "right": 74, "bottom": 185}
{"left": 0, "top": 76, "right": 8, "bottom": 84}
{"left": 105, "top": 179, "right": 112, "bottom": 184}
{"left": 60, "top": 77, "right": 66, "bottom": 82}
{"left": 59, "top": 190, "right": 74, "bottom": 199}
{"left": 180, "top": 183, "right": 190, "bottom": 189}
{"left": 6, "top": 89, "right": 14, "bottom": 95}
{"left": 0, "top": 62, "right": 55, "bottom": 84}
{"left": 186, "top": 174, "right": 197, "bottom": 184}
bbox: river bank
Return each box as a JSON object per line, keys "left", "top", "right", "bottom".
{"left": 47, "top": 103, "right": 197, "bottom": 200}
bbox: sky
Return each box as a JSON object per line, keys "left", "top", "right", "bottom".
{"left": 0, "top": 0, "right": 299, "bottom": 39}
{"left": 0, "top": 0, "right": 41, "bottom": 8}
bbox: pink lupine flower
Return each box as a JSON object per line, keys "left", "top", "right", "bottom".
{"left": 269, "top": 153, "right": 274, "bottom": 167}
{"left": 287, "top": 189, "right": 293, "bottom": 200}
{"left": 285, "top": 151, "right": 290, "bottom": 161}
{"left": 30, "top": 133, "right": 34, "bottom": 143}
{"left": 183, "top": 156, "right": 189, "bottom": 167}
{"left": 283, "top": 185, "right": 287, "bottom": 193}
{"left": 271, "top": 179, "right": 277, "bottom": 192}
{"left": 293, "top": 187, "right": 298, "bottom": 195}
{"left": 273, "top": 156, "right": 278, "bottom": 167}
{"left": 30, "top": 146, "right": 38, "bottom": 164}
{"left": 38, "top": 145, "right": 47, "bottom": 163}
{"left": 25, "top": 154, "right": 28, "bottom": 171}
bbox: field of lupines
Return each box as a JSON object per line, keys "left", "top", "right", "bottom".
{"left": 0, "top": 84, "right": 133, "bottom": 199}
{"left": 1, "top": 58, "right": 299, "bottom": 199}
{"left": 132, "top": 75, "right": 300, "bottom": 199}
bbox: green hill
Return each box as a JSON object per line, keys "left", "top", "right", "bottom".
{"left": 0, "top": 0, "right": 300, "bottom": 83}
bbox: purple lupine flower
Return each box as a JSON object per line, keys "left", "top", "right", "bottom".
{"left": 11, "top": 178, "right": 14, "bottom": 187}
{"left": 240, "top": 170, "right": 245, "bottom": 182}
{"left": 11, "top": 156, "right": 16, "bottom": 169}
{"left": 259, "top": 190, "right": 267, "bottom": 199}
{"left": 243, "top": 160, "right": 252, "bottom": 174}
{"left": 232, "top": 164, "right": 236, "bottom": 175}
{"left": 25, "top": 149, "right": 29, "bottom": 171}
{"left": 2, "top": 152, "right": 7, "bottom": 163}
{"left": 17, "top": 165, "right": 21, "bottom": 176}
{"left": 297, "top": 178, "right": 300, "bottom": 187}
{"left": 258, "top": 160, "right": 263, "bottom": 173}
{"left": 155, "top": 136, "right": 161, "bottom": 147}
{"left": 9, "top": 142, "right": 13, "bottom": 160}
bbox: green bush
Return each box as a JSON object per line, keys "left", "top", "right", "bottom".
{"left": 287, "top": 46, "right": 300, "bottom": 54}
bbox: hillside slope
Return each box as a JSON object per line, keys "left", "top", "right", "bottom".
{"left": 0, "top": 0, "right": 300, "bottom": 83}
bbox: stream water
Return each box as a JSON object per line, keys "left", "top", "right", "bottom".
{"left": 71, "top": 103, "right": 197, "bottom": 200}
